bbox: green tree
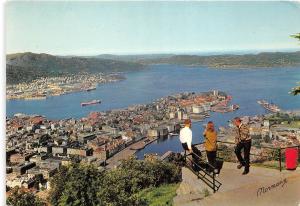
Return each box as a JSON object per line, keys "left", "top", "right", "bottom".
{"left": 48, "top": 165, "right": 68, "bottom": 206}
{"left": 291, "top": 82, "right": 300, "bottom": 96}
{"left": 291, "top": 33, "right": 300, "bottom": 95}
{"left": 97, "top": 168, "right": 144, "bottom": 206}
{"left": 48, "top": 157, "right": 181, "bottom": 206}
{"left": 7, "top": 187, "right": 45, "bottom": 206}
{"left": 49, "top": 163, "right": 103, "bottom": 206}
{"left": 97, "top": 157, "right": 181, "bottom": 206}
{"left": 291, "top": 33, "right": 300, "bottom": 41}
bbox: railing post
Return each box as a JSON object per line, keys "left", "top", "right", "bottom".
{"left": 297, "top": 146, "right": 300, "bottom": 167}
{"left": 279, "top": 148, "right": 282, "bottom": 172}
{"left": 217, "top": 142, "right": 220, "bottom": 159}
{"left": 213, "top": 172, "right": 216, "bottom": 193}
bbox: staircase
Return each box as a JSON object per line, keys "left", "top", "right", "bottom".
{"left": 184, "top": 152, "right": 222, "bottom": 193}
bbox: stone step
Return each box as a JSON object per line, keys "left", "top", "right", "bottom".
{"left": 177, "top": 167, "right": 212, "bottom": 195}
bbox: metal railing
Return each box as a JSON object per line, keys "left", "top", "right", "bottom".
{"left": 183, "top": 143, "right": 222, "bottom": 193}
{"left": 277, "top": 145, "right": 300, "bottom": 172}
{"left": 215, "top": 140, "right": 300, "bottom": 172}
{"left": 182, "top": 141, "right": 300, "bottom": 194}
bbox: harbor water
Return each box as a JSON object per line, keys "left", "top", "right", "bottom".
{"left": 6, "top": 65, "right": 300, "bottom": 158}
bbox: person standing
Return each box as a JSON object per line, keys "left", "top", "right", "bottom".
{"left": 233, "top": 117, "right": 251, "bottom": 175}
{"left": 179, "top": 119, "right": 193, "bottom": 153}
{"left": 203, "top": 121, "right": 218, "bottom": 173}
{"left": 179, "top": 119, "right": 202, "bottom": 171}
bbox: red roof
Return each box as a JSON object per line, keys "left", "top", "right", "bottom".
{"left": 89, "top": 112, "right": 101, "bottom": 120}
{"left": 30, "top": 116, "right": 44, "bottom": 125}
{"left": 12, "top": 123, "right": 23, "bottom": 129}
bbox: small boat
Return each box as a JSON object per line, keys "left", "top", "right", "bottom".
{"left": 168, "top": 132, "right": 178, "bottom": 136}
{"left": 81, "top": 100, "right": 101, "bottom": 107}
{"left": 231, "top": 104, "right": 239, "bottom": 111}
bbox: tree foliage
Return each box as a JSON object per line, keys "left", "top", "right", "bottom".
{"left": 48, "top": 157, "right": 181, "bottom": 206}
{"left": 291, "top": 33, "right": 300, "bottom": 95}
{"left": 49, "top": 163, "right": 103, "bottom": 206}
{"left": 291, "top": 82, "right": 300, "bottom": 96}
{"left": 7, "top": 187, "right": 45, "bottom": 206}
{"left": 291, "top": 33, "right": 300, "bottom": 41}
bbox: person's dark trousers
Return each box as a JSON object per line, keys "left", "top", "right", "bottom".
{"left": 235, "top": 140, "right": 252, "bottom": 170}
{"left": 192, "top": 145, "right": 202, "bottom": 171}
{"left": 192, "top": 145, "right": 202, "bottom": 161}
{"left": 181, "top": 143, "right": 189, "bottom": 163}
{"left": 181, "top": 143, "right": 202, "bottom": 159}
{"left": 206, "top": 151, "right": 217, "bottom": 173}
{"left": 182, "top": 143, "right": 189, "bottom": 151}
{"left": 181, "top": 143, "right": 202, "bottom": 171}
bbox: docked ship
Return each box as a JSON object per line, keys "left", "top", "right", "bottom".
{"left": 24, "top": 94, "right": 47, "bottom": 100}
{"left": 81, "top": 99, "right": 101, "bottom": 107}
{"left": 257, "top": 100, "right": 268, "bottom": 105}
{"left": 257, "top": 100, "right": 281, "bottom": 113}
{"left": 211, "top": 104, "right": 239, "bottom": 113}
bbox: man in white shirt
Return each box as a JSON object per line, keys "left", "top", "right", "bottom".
{"left": 179, "top": 119, "right": 193, "bottom": 153}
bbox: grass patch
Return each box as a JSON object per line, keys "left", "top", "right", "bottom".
{"left": 202, "top": 188, "right": 210, "bottom": 197}
{"left": 281, "top": 120, "right": 300, "bottom": 128}
{"left": 252, "top": 161, "right": 300, "bottom": 171}
{"left": 252, "top": 161, "right": 281, "bottom": 170}
{"left": 137, "top": 183, "right": 179, "bottom": 206}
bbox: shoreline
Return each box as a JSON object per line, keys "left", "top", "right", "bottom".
{"left": 145, "top": 63, "right": 300, "bottom": 70}
{"left": 105, "top": 136, "right": 157, "bottom": 168}
{"left": 6, "top": 73, "right": 126, "bottom": 101}
{"left": 106, "top": 134, "right": 180, "bottom": 168}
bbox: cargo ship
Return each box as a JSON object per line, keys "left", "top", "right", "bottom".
{"left": 81, "top": 99, "right": 101, "bottom": 107}
{"left": 257, "top": 100, "right": 281, "bottom": 113}
{"left": 86, "top": 87, "right": 96, "bottom": 92}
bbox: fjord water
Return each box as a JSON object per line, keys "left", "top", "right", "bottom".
{"left": 6, "top": 65, "right": 300, "bottom": 157}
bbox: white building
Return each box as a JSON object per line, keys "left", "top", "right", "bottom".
{"left": 169, "top": 112, "right": 175, "bottom": 119}
{"left": 192, "top": 105, "right": 204, "bottom": 114}
{"left": 213, "top": 90, "right": 219, "bottom": 96}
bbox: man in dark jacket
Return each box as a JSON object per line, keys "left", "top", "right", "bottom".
{"left": 233, "top": 117, "right": 251, "bottom": 175}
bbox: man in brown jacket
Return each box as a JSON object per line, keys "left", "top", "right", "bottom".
{"left": 233, "top": 117, "right": 251, "bottom": 175}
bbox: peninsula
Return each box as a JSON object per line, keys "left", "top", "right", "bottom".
{"left": 6, "top": 52, "right": 145, "bottom": 84}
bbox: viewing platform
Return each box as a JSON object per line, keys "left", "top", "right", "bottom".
{"left": 173, "top": 140, "right": 300, "bottom": 206}
{"left": 174, "top": 162, "right": 300, "bottom": 206}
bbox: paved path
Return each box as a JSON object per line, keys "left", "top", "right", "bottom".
{"left": 174, "top": 162, "right": 300, "bottom": 206}
{"left": 105, "top": 147, "right": 136, "bottom": 169}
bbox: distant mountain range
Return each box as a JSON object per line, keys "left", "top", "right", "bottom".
{"left": 96, "top": 51, "right": 300, "bottom": 69}
{"left": 94, "top": 54, "right": 174, "bottom": 62}
{"left": 6, "top": 51, "right": 300, "bottom": 84}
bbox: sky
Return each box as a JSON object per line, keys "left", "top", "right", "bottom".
{"left": 5, "top": 1, "right": 300, "bottom": 55}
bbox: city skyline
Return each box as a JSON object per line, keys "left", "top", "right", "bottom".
{"left": 5, "top": 1, "right": 300, "bottom": 55}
